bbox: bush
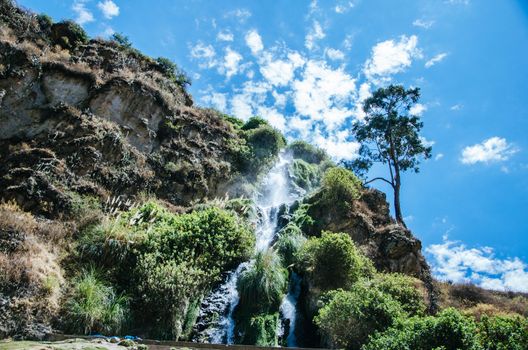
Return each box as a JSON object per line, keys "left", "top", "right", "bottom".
{"left": 363, "top": 308, "right": 480, "bottom": 350}
{"left": 111, "top": 32, "right": 132, "bottom": 48}
{"left": 290, "top": 159, "right": 321, "bottom": 191}
{"left": 287, "top": 140, "right": 329, "bottom": 164}
{"left": 242, "top": 125, "right": 286, "bottom": 174}
{"left": 275, "top": 224, "right": 307, "bottom": 267}
{"left": 315, "top": 286, "right": 405, "bottom": 349}
{"left": 155, "top": 57, "right": 191, "bottom": 87}
{"left": 36, "top": 13, "right": 53, "bottom": 33}
{"left": 243, "top": 313, "right": 280, "bottom": 346}
{"left": 477, "top": 315, "right": 528, "bottom": 350}
{"left": 241, "top": 116, "right": 270, "bottom": 131}
{"left": 297, "top": 232, "right": 374, "bottom": 290}
{"left": 320, "top": 167, "right": 362, "bottom": 208}
{"left": 368, "top": 273, "right": 427, "bottom": 316}
{"left": 237, "top": 249, "right": 288, "bottom": 314}
{"left": 50, "top": 20, "right": 89, "bottom": 49}
{"left": 64, "top": 269, "right": 129, "bottom": 335}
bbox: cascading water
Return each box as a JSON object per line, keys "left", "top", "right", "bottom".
{"left": 194, "top": 153, "right": 304, "bottom": 345}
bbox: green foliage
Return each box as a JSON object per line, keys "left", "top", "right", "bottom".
{"left": 477, "top": 315, "right": 528, "bottom": 350}
{"left": 275, "top": 224, "right": 307, "bottom": 266}
{"left": 320, "top": 167, "right": 362, "bottom": 209}
{"left": 315, "top": 286, "right": 405, "bottom": 349}
{"left": 368, "top": 273, "right": 426, "bottom": 316}
{"left": 111, "top": 32, "right": 132, "bottom": 48}
{"left": 155, "top": 57, "right": 191, "bottom": 88}
{"left": 78, "top": 201, "right": 255, "bottom": 339}
{"left": 223, "top": 114, "right": 245, "bottom": 129}
{"left": 290, "top": 159, "right": 321, "bottom": 191}
{"left": 237, "top": 249, "right": 288, "bottom": 314}
{"left": 241, "top": 116, "right": 270, "bottom": 131}
{"left": 241, "top": 125, "right": 286, "bottom": 174}
{"left": 64, "top": 269, "right": 129, "bottom": 335}
{"left": 287, "top": 140, "right": 329, "bottom": 164}
{"left": 363, "top": 308, "right": 480, "bottom": 350}
{"left": 50, "top": 20, "right": 89, "bottom": 49}
{"left": 297, "top": 232, "right": 374, "bottom": 291}
{"left": 243, "top": 313, "right": 280, "bottom": 346}
{"left": 36, "top": 13, "right": 53, "bottom": 33}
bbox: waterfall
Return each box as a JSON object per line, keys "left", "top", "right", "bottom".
{"left": 279, "top": 272, "right": 302, "bottom": 347}
{"left": 194, "top": 153, "right": 303, "bottom": 345}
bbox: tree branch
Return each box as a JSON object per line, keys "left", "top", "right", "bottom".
{"left": 364, "top": 177, "right": 394, "bottom": 188}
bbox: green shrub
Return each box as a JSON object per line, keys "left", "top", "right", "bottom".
{"left": 50, "top": 20, "right": 89, "bottom": 49}
{"left": 363, "top": 308, "right": 480, "bottom": 350}
{"left": 243, "top": 313, "right": 280, "bottom": 346}
{"left": 241, "top": 116, "right": 269, "bottom": 131}
{"left": 36, "top": 13, "right": 53, "bottom": 33}
{"left": 320, "top": 167, "right": 362, "bottom": 208}
{"left": 297, "top": 232, "right": 374, "bottom": 290}
{"left": 111, "top": 32, "right": 132, "bottom": 48}
{"left": 315, "top": 286, "right": 405, "bottom": 349}
{"left": 237, "top": 249, "right": 288, "bottom": 314}
{"left": 477, "top": 315, "right": 528, "bottom": 350}
{"left": 241, "top": 125, "right": 286, "bottom": 175}
{"left": 287, "top": 140, "right": 329, "bottom": 164}
{"left": 290, "top": 159, "right": 321, "bottom": 191}
{"left": 275, "top": 224, "right": 307, "bottom": 266}
{"left": 64, "top": 269, "right": 129, "bottom": 335}
{"left": 155, "top": 57, "right": 191, "bottom": 87}
{"left": 368, "top": 273, "right": 427, "bottom": 316}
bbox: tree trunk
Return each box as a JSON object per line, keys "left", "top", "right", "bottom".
{"left": 393, "top": 172, "right": 406, "bottom": 228}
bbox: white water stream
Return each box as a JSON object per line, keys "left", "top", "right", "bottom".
{"left": 194, "top": 153, "right": 303, "bottom": 345}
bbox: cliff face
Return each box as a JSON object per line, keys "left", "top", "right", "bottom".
{"left": 0, "top": 5, "right": 247, "bottom": 216}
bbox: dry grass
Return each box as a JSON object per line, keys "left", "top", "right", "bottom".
{"left": 436, "top": 281, "right": 528, "bottom": 318}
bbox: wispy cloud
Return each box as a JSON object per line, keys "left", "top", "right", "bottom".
{"left": 217, "top": 30, "right": 234, "bottom": 42}
{"left": 224, "top": 8, "right": 251, "bottom": 22}
{"left": 97, "top": 0, "right": 119, "bottom": 19}
{"left": 427, "top": 237, "right": 528, "bottom": 292}
{"left": 425, "top": 53, "right": 448, "bottom": 68}
{"left": 72, "top": 0, "right": 94, "bottom": 25}
{"left": 460, "top": 137, "right": 518, "bottom": 165}
{"left": 325, "top": 48, "right": 345, "bottom": 60}
{"left": 305, "top": 21, "right": 325, "bottom": 50}
{"left": 413, "top": 19, "right": 435, "bottom": 29}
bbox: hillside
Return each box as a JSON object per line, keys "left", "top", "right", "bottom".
{"left": 0, "top": 1, "right": 527, "bottom": 349}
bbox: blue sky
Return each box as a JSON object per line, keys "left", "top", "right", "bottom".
{"left": 17, "top": 0, "right": 528, "bottom": 291}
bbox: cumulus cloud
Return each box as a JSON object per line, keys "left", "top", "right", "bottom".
{"left": 219, "top": 48, "right": 244, "bottom": 79}
{"left": 260, "top": 52, "right": 305, "bottom": 86}
{"left": 460, "top": 137, "right": 518, "bottom": 164}
{"left": 364, "top": 35, "right": 421, "bottom": 82}
{"left": 425, "top": 53, "right": 448, "bottom": 68}
{"left": 427, "top": 238, "right": 528, "bottom": 292}
{"left": 305, "top": 21, "right": 325, "bottom": 50}
{"left": 292, "top": 60, "right": 356, "bottom": 130}
{"left": 72, "top": 0, "right": 94, "bottom": 25}
{"left": 97, "top": 0, "right": 119, "bottom": 19}
{"left": 245, "top": 30, "right": 264, "bottom": 54}
{"left": 325, "top": 48, "right": 345, "bottom": 60}
{"left": 413, "top": 19, "right": 434, "bottom": 29}
{"left": 203, "top": 92, "right": 227, "bottom": 111}
{"left": 217, "top": 31, "right": 234, "bottom": 42}
{"left": 410, "top": 103, "right": 427, "bottom": 116}
{"left": 313, "top": 129, "right": 360, "bottom": 160}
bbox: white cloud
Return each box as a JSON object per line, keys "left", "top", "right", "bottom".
{"left": 101, "top": 26, "right": 115, "bottom": 38}
{"left": 190, "top": 42, "right": 217, "bottom": 69}
{"left": 97, "top": 0, "right": 119, "bottom": 19}
{"left": 245, "top": 30, "right": 264, "bottom": 55}
{"left": 257, "top": 106, "right": 287, "bottom": 131}
{"left": 260, "top": 52, "right": 305, "bottom": 86}
{"left": 272, "top": 91, "right": 288, "bottom": 108}
{"left": 460, "top": 137, "right": 518, "bottom": 164}
{"left": 410, "top": 103, "right": 427, "bottom": 116}
{"left": 217, "top": 31, "right": 234, "bottom": 42}
{"left": 72, "top": 0, "right": 94, "bottom": 25}
{"left": 426, "top": 238, "right": 528, "bottom": 292}
{"left": 413, "top": 19, "right": 435, "bottom": 29}
{"left": 450, "top": 104, "right": 463, "bottom": 111}
{"left": 305, "top": 21, "right": 325, "bottom": 50}
{"left": 420, "top": 136, "right": 435, "bottom": 148}
{"left": 343, "top": 34, "right": 354, "bottom": 50}
{"left": 292, "top": 60, "right": 356, "bottom": 130}
{"left": 326, "top": 48, "right": 345, "bottom": 60}
{"left": 313, "top": 129, "right": 360, "bottom": 160}
{"left": 425, "top": 53, "right": 448, "bottom": 68}
{"left": 219, "top": 48, "right": 243, "bottom": 79}
{"left": 203, "top": 92, "right": 227, "bottom": 111}
{"left": 335, "top": 1, "right": 355, "bottom": 13}
{"left": 435, "top": 153, "right": 444, "bottom": 161}
{"left": 364, "top": 35, "right": 422, "bottom": 82}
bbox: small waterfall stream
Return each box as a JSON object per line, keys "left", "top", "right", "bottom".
{"left": 194, "top": 153, "right": 304, "bottom": 345}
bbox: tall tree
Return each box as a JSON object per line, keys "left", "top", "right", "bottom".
{"left": 348, "top": 85, "right": 432, "bottom": 227}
